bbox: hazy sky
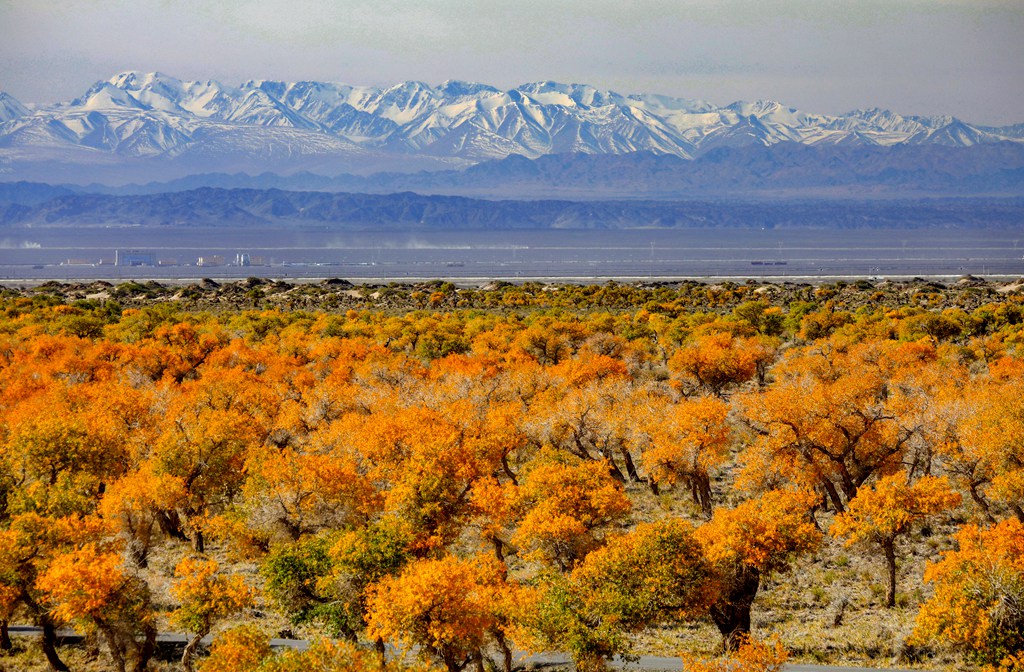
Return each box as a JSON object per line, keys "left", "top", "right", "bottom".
{"left": 1, "top": 0, "right": 1022, "bottom": 124}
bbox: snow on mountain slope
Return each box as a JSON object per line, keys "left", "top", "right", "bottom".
{"left": 226, "top": 89, "right": 321, "bottom": 130}
{"left": 74, "top": 82, "right": 150, "bottom": 112}
{"left": 2, "top": 71, "right": 1021, "bottom": 181}
{"left": 0, "top": 92, "right": 30, "bottom": 123}
{"left": 908, "top": 119, "right": 992, "bottom": 147}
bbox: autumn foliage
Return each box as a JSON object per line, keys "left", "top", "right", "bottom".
{"left": 831, "top": 473, "right": 961, "bottom": 607}
{"left": 170, "top": 557, "right": 254, "bottom": 672}
{"left": 681, "top": 635, "right": 789, "bottom": 672}
{"left": 0, "top": 283, "right": 1022, "bottom": 671}
{"left": 914, "top": 518, "right": 1024, "bottom": 667}
{"left": 365, "top": 554, "right": 510, "bottom": 672}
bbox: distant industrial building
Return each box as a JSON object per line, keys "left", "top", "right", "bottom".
{"left": 197, "top": 255, "right": 225, "bottom": 267}
{"left": 115, "top": 250, "right": 155, "bottom": 267}
{"left": 234, "top": 252, "right": 267, "bottom": 266}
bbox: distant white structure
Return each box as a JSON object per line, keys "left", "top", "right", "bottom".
{"left": 197, "top": 255, "right": 225, "bottom": 267}
{"left": 115, "top": 250, "right": 155, "bottom": 266}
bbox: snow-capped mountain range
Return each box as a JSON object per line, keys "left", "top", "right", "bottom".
{"left": 1, "top": 71, "right": 1022, "bottom": 183}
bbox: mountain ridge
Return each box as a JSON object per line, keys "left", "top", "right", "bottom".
{"left": 3, "top": 144, "right": 1020, "bottom": 201}
{"left": 2, "top": 186, "right": 1021, "bottom": 231}
{"left": 2, "top": 72, "right": 1023, "bottom": 185}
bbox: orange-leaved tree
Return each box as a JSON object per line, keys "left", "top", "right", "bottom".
{"left": 98, "top": 464, "right": 187, "bottom": 567}
{"left": 738, "top": 340, "right": 927, "bottom": 511}
{"left": 640, "top": 394, "right": 732, "bottom": 517}
{"left": 667, "top": 331, "right": 776, "bottom": 398}
{"left": 521, "top": 518, "right": 714, "bottom": 671}
{"left": 354, "top": 402, "right": 505, "bottom": 552}
{"left": 0, "top": 513, "right": 108, "bottom": 672}
{"left": 831, "top": 473, "right": 961, "bottom": 607}
{"left": 696, "top": 488, "right": 821, "bottom": 649}
{"left": 170, "top": 556, "right": 254, "bottom": 672}
{"left": 528, "top": 365, "right": 639, "bottom": 483}
{"left": 512, "top": 450, "right": 631, "bottom": 572}
{"left": 960, "top": 370, "right": 1024, "bottom": 522}
{"left": 681, "top": 635, "right": 789, "bottom": 672}
{"left": 153, "top": 368, "right": 274, "bottom": 551}
{"left": 913, "top": 518, "right": 1024, "bottom": 669}
{"left": 201, "top": 628, "right": 441, "bottom": 672}
{"left": 36, "top": 543, "right": 156, "bottom": 672}
{"left": 240, "top": 442, "right": 376, "bottom": 542}
{"left": 365, "top": 553, "right": 512, "bottom": 672}
{"left": 197, "top": 624, "right": 272, "bottom": 672}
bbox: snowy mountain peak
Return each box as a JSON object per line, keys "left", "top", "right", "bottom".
{"left": 437, "top": 80, "right": 500, "bottom": 99}
{"left": 108, "top": 71, "right": 147, "bottom": 88}
{"left": 909, "top": 114, "right": 957, "bottom": 130}
{"left": 0, "top": 92, "right": 30, "bottom": 122}
{"left": 242, "top": 80, "right": 289, "bottom": 99}
{"left": 3, "top": 71, "right": 1022, "bottom": 177}
{"left": 382, "top": 80, "right": 436, "bottom": 97}
{"left": 625, "top": 93, "right": 714, "bottom": 114}
{"left": 515, "top": 81, "right": 617, "bottom": 108}
{"left": 75, "top": 82, "right": 150, "bottom": 111}
{"left": 726, "top": 100, "right": 789, "bottom": 117}
{"left": 110, "top": 70, "right": 174, "bottom": 87}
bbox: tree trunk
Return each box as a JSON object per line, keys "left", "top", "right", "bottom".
{"left": 491, "top": 535, "right": 506, "bottom": 564}
{"left": 883, "top": 538, "right": 897, "bottom": 608}
{"left": 602, "top": 451, "right": 627, "bottom": 483}
{"left": 132, "top": 621, "right": 157, "bottom": 672}
{"left": 194, "top": 528, "right": 205, "bottom": 554}
{"left": 621, "top": 448, "right": 642, "bottom": 483}
{"left": 182, "top": 632, "right": 204, "bottom": 672}
{"left": 968, "top": 482, "right": 996, "bottom": 523}
{"left": 440, "top": 648, "right": 465, "bottom": 672}
{"left": 473, "top": 649, "right": 485, "bottom": 672}
{"left": 494, "top": 629, "right": 514, "bottom": 672}
{"left": 100, "top": 623, "right": 127, "bottom": 672}
{"left": 126, "top": 536, "right": 150, "bottom": 568}
{"left": 40, "top": 617, "right": 70, "bottom": 672}
{"left": 375, "top": 637, "right": 386, "bottom": 670}
{"left": 0, "top": 620, "right": 11, "bottom": 650}
{"left": 709, "top": 566, "right": 760, "bottom": 651}
{"left": 693, "top": 471, "right": 714, "bottom": 518}
{"left": 500, "top": 455, "right": 519, "bottom": 486}
{"left": 156, "top": 509, "right": 188, "bottom": 541}
{"left": 821, "top": 479, "right": 846, "bottom": 514}
{"left": 84, "top": 629, "right": 101, "bottom": 661}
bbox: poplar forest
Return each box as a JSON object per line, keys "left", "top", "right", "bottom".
{"left": 1, "top": 277, "right": 1023, "bottom": 672}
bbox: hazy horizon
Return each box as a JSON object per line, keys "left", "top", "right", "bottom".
{"left": 2, "top": 1, "right": 1023, "bottom": 126}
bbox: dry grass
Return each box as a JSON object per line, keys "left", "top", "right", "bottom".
{"left": 624, "top": 479, "right": 977, "bottom": 671}
{"left": 0, "top": 476, "right": 980, "bottom": 672}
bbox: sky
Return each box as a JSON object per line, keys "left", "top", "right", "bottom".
{"left": 1, "top": 0, "right": 1023, "bottom": 125}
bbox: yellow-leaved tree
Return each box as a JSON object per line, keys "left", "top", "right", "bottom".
{"left": 681, "top": 635, "right": 789, "bottom": 672}
{"left": 512, "top": 451, "right": 631, "bottom": 572}
{"left": 36, "top": 543, "right": 156, "bottom": 672}
{"left": 201, "top": 627, "right": 441, "bottom": 672}
{"left": 831, "top": 473, "right": 960, "bottom": 607}
{"left": 170, "top": 556, "right": 254, "bottom": 672}
{"left": 696, "top": 488, "right": 821, "bottom": 649}
{"left": 519, "top": 518, "right": 714, "bottom": 671}
{"left": 640, "top": 394, "right": 732, "bottom": 517}
{"left": 365, "top": 553, "right": 512, "bottom": 672}
{"left": 913, "top": 518, "right": 1024, "bottom": 669}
